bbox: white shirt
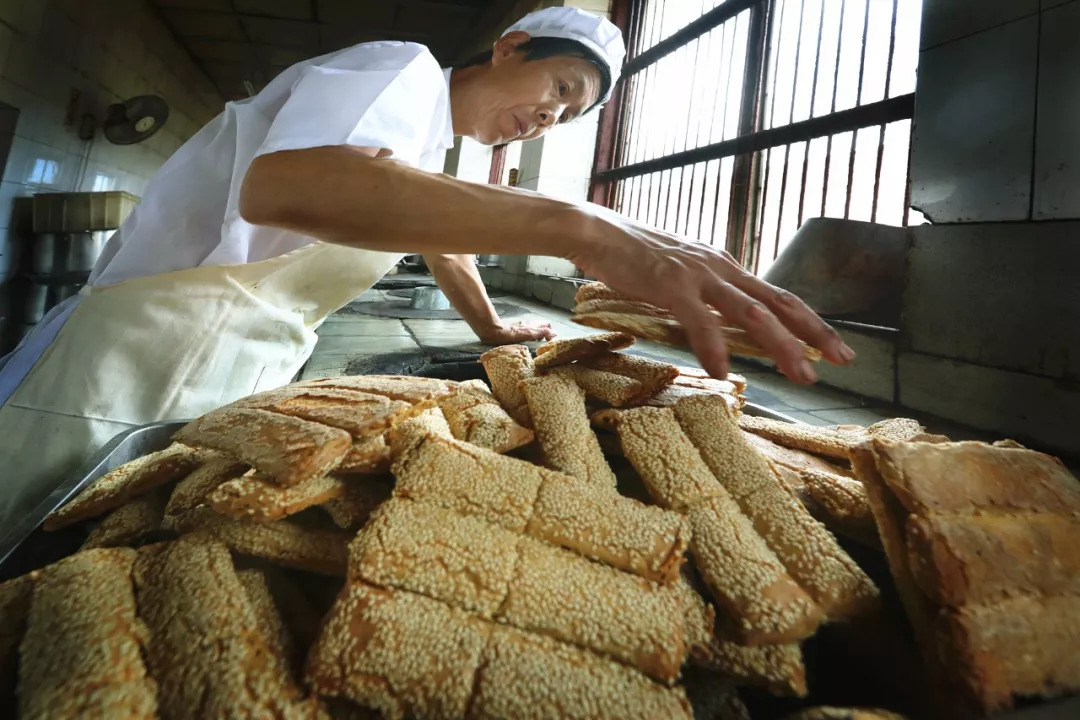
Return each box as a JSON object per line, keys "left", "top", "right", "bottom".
{"left": 89, "top": 42, "right": 456, "bottom": 287}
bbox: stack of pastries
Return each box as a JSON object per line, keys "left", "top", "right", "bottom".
{"left": 0, "top": 323, "right": 1076, "bottom": 719}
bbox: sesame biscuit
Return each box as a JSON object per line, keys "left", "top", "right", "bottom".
{"left": 174, "top": 407, "right": 351, "bottom": 487}
{"left": 233, "top": 386, "right": 414, "bottom": 437}
{"left": 321, "top": 476, "right": 395, "bottom": 530}
{"left": 176, "top": 507, "right": 348, "bottom": 576}
{"left": 521, "top": 373, "right": 616, "bottom": 489}
{"left": 739, "top": 416, "right": 924, "bottom": 462}
{"left": 162, "top": 455, "right": 249, "bottom": 530}
{"left": 133, "top": 538, "right": 319, "bottom": 719}
{"left": 208, "top": 471, "right": 346, "bottom": 522}
{"left": 338, "top": 433, "right": 392, "bottom": 475}
{"left": 674, "top": 576, "right": 807, "bottom": 697}
{"left": 479, "top": 344, "right": 535, "bottom": 426}
{"left": 0, "top": 573, "right": 36, "bottom": 701}
{"left": 643, "top": 384, "right": 744, "bottom": 411}
{"left": 584, "top": 351, "right": 680, "bottom": 396}
{"left": 687, "top": 494, "right": 823, "bottom": 644}
{"left": 237, "top": 568, "right": 297, "bottom": 680}
{"left": 19, "top": 548, "right": 157, "bottom": 719}
{"left": 573, "top": 281, "right": 630, "bottom": 304}
{"left": 472, "top": 623, "right": 693, "bottom": 720}
{"left": 500, "top": 536, "right": 687, "bottom": 683}
{"left": 82, "top": 492, "right": 166, "bottom": 549}
{"left": 293, "top": 374, "right": 453, "bottom": 404}
{"left": 306, "top": 581, "right": 488, "bottom": 720}
{"left": 802, "top": 470, "right": 875, "bottom": 528}
{"left": 45, "top": 443, "right": 201, "bottom": 530}
{"left": 743, "top": 431, "right": 856, "bottom": 480}
{"left": 549, "top": 364, "right": 648, "bottom": 406}
{"left": 533, "top": 331, "right": 635, "bottom": 371}
{"left": 437, "top": 380, "right": 534, "bottom": 453}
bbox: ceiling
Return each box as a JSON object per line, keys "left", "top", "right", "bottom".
{"left": 149, "top": 0, "right": 520, "bottom": 101}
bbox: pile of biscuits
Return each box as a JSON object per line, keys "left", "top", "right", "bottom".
{"left": 1, "top": 327, "right": 1077, "bottom": 719}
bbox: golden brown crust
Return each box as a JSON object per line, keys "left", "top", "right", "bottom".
{"left": 234, "top": 386, "right": 414, "bottom": 437}
{"left": 937, "top": 595, "right": 1080, "bottom": 713}
{"left": 237, "top": 568, "right": 297, "bottom": 681}
{"left": 437, "top": 380, "right": 534, "bottom": 452}
{"left": 45, "top": 443, "right": 201, "bottom": 530}
{"left": 133, "top": 538, "right": 318, "bottom": 719}
{"left": 321, "top": 476, "right": 394, "bottom": 530}
{"left": 740, "top": 416, "right": 924, "bottom": 461}
{"left": 162, "top": 455, "right": 249, "bottom": 530}
{"left": 472, "top": 624, "right": 693, "bottom": 720}
{"left": 533, "top": 331, "right": 635, "bottom": 371}
{"left": 176, "top": 507, "right": 349, "bottom": 576}
{"left": 643, "top": 384, "right": 744, "bottom": 412}
{"left": 82, "top": 492, "right": 166, "bottom": 549}
{"left": 674, "top": 575, "right": 807, "bottom": 697}
{"left": 573, "top": 281, "right": 629, "bottom": 304}
{"left": 19, "top": 548, "right": 157, "bottom": 719}
{"left": 294, "top": 374, "right": 453, "bottom": 404}
{"left": 676, "top": 366, "right": 748, "bottom": 394}
{"left": 743, "top": 431, "right": 856, "bottom": 479}
{"left": 0, "top": 573, "right": 36, "bottom": 700}
{"left": 500, "top": 536, "right": 687, "bottom": 683}
{"left": 573, "top": 297, "right": 677, "bottom": 318}
{"left": 783, "top": 708, "right": 908, "bottom": 720}
{"left": 585, "top": 352, "right": 680, "bottom": 396}
{"left": 305, "top": 581, "right": 488, "bottom": 720}
{"left": 906, "top": 512, "right": 1080, "bottom": 608}
{"left": 174, "top": 407, "right": 351, "bottom": 487}
{"left": 526, "top": 472, "right": 690, "bottom": 584}
{"left": 479, "top": 344, "right": 535, "bottom": 426}
{"left": 615, "top": 406, "right": 726, "bottom": 512}
{"left": 687, "top": 493, "right": 824, "bottom": 645}
{"left": 350, "top": 499, "right": 521, "bottom": 616}
{"left": 338, "top": 433, "right": 392, "bottom": 475}
{"left": 521, "top": 373, "right": 616, "bottom": 488}
{"left": 208, "top": 471, "right": 346, "bottom": 522}
{"left": 676, "top": 396, "right": 879, "bottom": 620}
{"left": 872, "top": 440, "right": 1080, "bottom": 515}
{"left": 802, "top": 470, "right": 874, "bottom": 527}
{"left": 549, "top": 364, "right": 649, "bottom": 406}
{"left": 391, "top": 432, "right": 544, "bottom": 533}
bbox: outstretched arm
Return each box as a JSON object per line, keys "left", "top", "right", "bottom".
{"left": 423, "top": 253, "right": 554, "bottom": 344}
{"left": 240, "top": 146, "right": 853, "bottom": 383}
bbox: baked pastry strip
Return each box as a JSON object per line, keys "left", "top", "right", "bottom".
{"left": 521, "top": 373, "right": 616, "bottom": 488}
{"left": 176, "top": 507, "right": 348, "bottom": 576}
{"left": 549, "top": 365, "right": 648, "bottom": 406}
{"left": 18, "top": 548, "right": 157, "bottom": 719}
{"left": 740, "top": 416, "right": 923, "bottom": 461}
{"left": 0, "top": 573, "right": 35, "bottom": 700}
{"left": 133, "top": 537, "right": 318, "bottom": 719}
{"left": 82, "top": 492, "right": 166, "bottom": 549}
{"left": 533, "top": 331, "right": 634, "bottom": 371}
{"left": 321, "top": 476, "right": 395, "bottom": 530}
{"left": 676, "top": 395, "right": 879, "bottom": 620}
{"left": 162, "top": 455, "right": 249, "bottom": 530}
{"left": 174, "top": 407, "right": 351, "bottom": 487}
{"left": 437, "top": 379, "right": 534, "bottom": 452}
{"left": 479, "top": 344, "right": 535, "bottom": 426}
{"left": 208, "top": 471, "right": 346, "bottom": 522}
{"left": 45, "top": 443, "right": 201, "bottom": 530}
{"left": 584, "top": 352, "right": 680, "bottom": 397}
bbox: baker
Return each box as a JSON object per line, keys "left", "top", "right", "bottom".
{"left": 0, "top": 7, "right": 853, "bottom": 525}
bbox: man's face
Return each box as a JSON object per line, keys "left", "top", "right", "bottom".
{"left": 465, "top": 33, "right": 603, "bottom": 146}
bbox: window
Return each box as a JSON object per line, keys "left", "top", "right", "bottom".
{"left": 592, "top": 0, "right": 924, "bottom": 275}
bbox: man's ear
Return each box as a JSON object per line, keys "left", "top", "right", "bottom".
{"left": 491, "top": 31, "right": 531, "bottom": 66}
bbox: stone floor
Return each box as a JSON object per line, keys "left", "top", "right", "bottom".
{"left": 304, "top": 288, "right": 991, "bottom": 440}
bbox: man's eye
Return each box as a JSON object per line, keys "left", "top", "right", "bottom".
{"left": 559, "top": 82, "right": 569, "bottom": 96}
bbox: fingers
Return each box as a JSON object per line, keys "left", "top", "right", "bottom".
{"left": 713, "top": 253, "right": 855, "bottom": 366}
{"left": 699, "top": 278, "right": 817, "bottom": 385}
{"left": 667, "top": 295, "right": 730, "bottom": 380}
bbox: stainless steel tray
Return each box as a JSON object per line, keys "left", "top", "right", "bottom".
{"left": 0, "top": 420, "right": 187, "bottom": 572}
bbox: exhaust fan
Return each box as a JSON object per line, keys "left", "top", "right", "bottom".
{"left": 103, "top": 95, "right": 169, "bottom": 145}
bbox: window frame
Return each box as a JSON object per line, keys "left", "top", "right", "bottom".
{"left": 590, "top": 0, "right": 917, "bottom": 271}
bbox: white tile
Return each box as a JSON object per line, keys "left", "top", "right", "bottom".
{"left": 1034, "top": 0, "right": 1080, "bottom": 219}
{"left": 909, "top": 16, "right": 1038, "bottom": 222}
{"left": 920, "top": 0, "right": 1038, "bottom": 50}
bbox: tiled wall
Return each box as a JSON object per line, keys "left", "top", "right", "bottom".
{"left": 0, "top": 0, "right": 223, "bottom": 282}
{"left": 910, "top": 0, "right": 1080, "bottom": 222}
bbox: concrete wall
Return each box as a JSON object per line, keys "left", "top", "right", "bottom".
{"left": 0, "top": 0, "right": 223, "bottom": 285}
{"left": 910, "top": 0, "right": 1080, "bottom": 222}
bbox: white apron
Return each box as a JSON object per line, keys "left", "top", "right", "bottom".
{"left": 0, "top": 242, "right": 401, "bottom": 529}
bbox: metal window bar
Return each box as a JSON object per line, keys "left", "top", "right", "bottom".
{"left": 592, "top": 0, "right": 923, "bottom": 276}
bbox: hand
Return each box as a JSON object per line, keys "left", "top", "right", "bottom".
{"left": 563, "top": 208, "right": 855, "bottom": 384}
{"left": 478, "top": 321, "right": 557, "bottom": 345}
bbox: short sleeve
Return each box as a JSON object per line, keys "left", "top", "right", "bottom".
{"left": 254, "top": 44, "right": 446, "bottom": 167}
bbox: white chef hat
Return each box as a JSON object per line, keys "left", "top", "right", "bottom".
{"left": 503, "top": 7, "right": 626, "bottom": 111}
